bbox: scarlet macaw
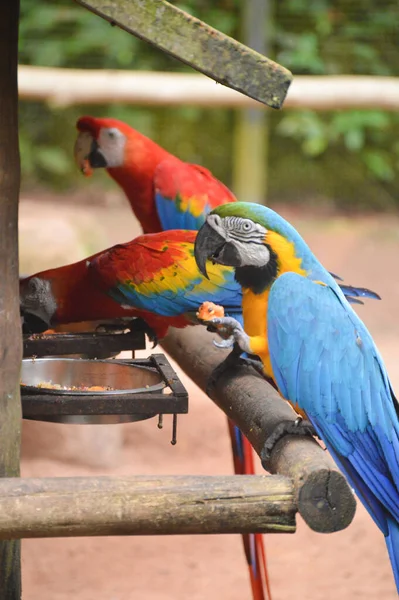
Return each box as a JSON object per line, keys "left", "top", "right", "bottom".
{"left": 20, "top": 230, "right": 241, "bottom": 339}
{"left": 194, "top": 202, "right": 399, "bottom": 593}
{"left": 74, "top": 116, "right": 237, "bottom": 233}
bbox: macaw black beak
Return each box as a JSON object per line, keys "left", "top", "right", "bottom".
{"left": 87, "top": 138, "right": 107, "bottom": 169}
{"left": 195, "top": 221, "right": 241, "bottom": 278}
{"left": 20, "top": 308, "right": 52, "bottom": 334}
{"left": 21, "top": 312, "right": 51, "bottom": 334}
{"left": 194, "top": 222, "right": 226, "bottom": 279}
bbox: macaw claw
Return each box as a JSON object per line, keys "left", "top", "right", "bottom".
{"left": 206, "top": 345, "right": 268, "bottom": 397}
{"left": 260, "top": 416, "right": 318, "bottom": 467}
{"left": 95, "top": 321, "right": 128, "bottom": 334}
{"left": 95, "top": 318, "right": 159, "bottom": 348}
{"left": 128, "top": 317, "right": 159, "bottom": 348}
{"left": 213, "top": 335, "right": 235, "bottom": 349}
{"left": 206, "top": 341, "right": 242, "bottom": 397}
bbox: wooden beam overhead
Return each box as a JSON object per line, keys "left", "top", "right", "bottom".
{"left": 73, "top": 0, "right": 292, "bottom": 109}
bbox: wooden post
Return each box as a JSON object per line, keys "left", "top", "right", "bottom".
{"left": 0, "top": 1, "right": 22, "bottom": 598}
{"left": 0, "top": 475, "right": 295, "bottom": 538}
{"left": 162, "top": 326, "right": 357, "bottom": 534}
{"left": 233, "top": 0, "right": 270, "bottom": 205}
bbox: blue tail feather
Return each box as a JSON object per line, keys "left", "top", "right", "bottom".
{"left": 386, "top": 518, "right": 399, "bottom": 593}
{"left": 338, "top": 284, "right": 381, "bottom": 301}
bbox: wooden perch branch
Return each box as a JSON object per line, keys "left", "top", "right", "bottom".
{"left": 0, "top": 475, "right": 295, "bottom": 539}
{"left": 18, "top": 66, "right": 399, "bottom": 111}
{"left": 162, "top": 326, "right": 357, "bottom": 534}
{"left": 73, "top": 0, "right": 292, "bottom": 109}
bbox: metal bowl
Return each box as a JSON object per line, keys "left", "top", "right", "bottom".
{"left": 21, "top": 357, "right": 166, "bottom": 424}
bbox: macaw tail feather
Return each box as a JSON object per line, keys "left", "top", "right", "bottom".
{"left": 338, "top": 284, "right": 381, "bottom": 302}
{"left": 227, "top": 420, "right": 272, "bottom": 600}
{"left": 386, "top": 517, "right": 399, "bottom": 593}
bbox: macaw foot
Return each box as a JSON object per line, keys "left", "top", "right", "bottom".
{"left": 96, "top": 318, "right": 158, "bottom": 348}
{"left": 206, "top": 342, "right": 243, "bottom": 397}
{"left": 233, "top": 355, "right": 278, "bottom": 391}
{"left": 127, "top": 317, "right": 159, "bottom": 348}
{"left": 260, "top": 416, "right": 318, "bottom": 467}
{"left": 212, "top": 335, "right": 235, "bottom": 349}
{"left": 206, "top": 316, "right": 253, "bottom": 355}
{"left": 95, "top": 321, "right": 129, "bottom": 334}
{"left": 238, "top": 356, "right": 265, "bottom": 377}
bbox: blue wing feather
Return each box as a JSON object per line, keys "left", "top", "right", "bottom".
{"left": 155, "top": 192, "right": 206, "bottom": 231}
{"left": 268, "top": 273, "right": 399, "bottom": 544}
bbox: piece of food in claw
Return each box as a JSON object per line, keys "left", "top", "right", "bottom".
{"left": 196, "top": 301, "right": 225, "bottom": 321}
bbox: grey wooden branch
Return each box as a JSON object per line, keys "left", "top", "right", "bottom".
{"left": 162, "top": 326, "right": 357, "bottom": 534}
{"left": 0, "top": 475, "right": 295, "bottom": 539}
{"left": 73, "top": 0, "right": 292, "bottom": 109}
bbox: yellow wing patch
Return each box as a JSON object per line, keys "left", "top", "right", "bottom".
{"left": 130, "top": 254, "right": 234, "bottom": 298}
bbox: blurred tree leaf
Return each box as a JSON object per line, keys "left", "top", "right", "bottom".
{"left": 363, "top": 150, "right": 395, "bottom": 182}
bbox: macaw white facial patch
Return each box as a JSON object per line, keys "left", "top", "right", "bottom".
{"left": 97, "top": 127, "right": 127, "bottom": 168}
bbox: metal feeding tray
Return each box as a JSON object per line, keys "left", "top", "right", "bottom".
{"left": 22, "top": 328, "right": 146, "bottom": 358}
{"left": 21, "top": 355, "right": 188, "bottom": 441}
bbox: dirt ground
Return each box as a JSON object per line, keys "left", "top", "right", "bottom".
{"left": 19, "top": 190, "right": 399, "bottom": 600}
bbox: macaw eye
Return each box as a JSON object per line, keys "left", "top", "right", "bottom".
{"left": 107, "top": 128, "right": 119, "bottom": 140}
{"left": 242, "top": 221, "right": 252, "bottom": 231}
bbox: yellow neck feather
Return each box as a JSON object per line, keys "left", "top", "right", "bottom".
{"left": 242, "top": 232, "right": 306, "bottom": 378}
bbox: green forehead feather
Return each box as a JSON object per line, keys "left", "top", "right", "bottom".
{"left": 210, "top": 202, "right": 270, "bottom": 228}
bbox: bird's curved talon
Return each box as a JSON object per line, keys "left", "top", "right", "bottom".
{"left": 95, "top": 322, "right": 126, "bottom": 334}
{"left": 237, "top": 356, "right": 265, "bottom": 376}
{"left": 213, "top": 336, "right": 235, "bottom": 349}
{"left": 126, "top": 317, "right": 159, "bottom": 348}
{"left": 260, "top": 418, "right": 318, "bottom": 467}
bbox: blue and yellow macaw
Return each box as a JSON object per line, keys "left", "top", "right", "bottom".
{"left": 194, "top": 202, "right": 399, "bottom": 593}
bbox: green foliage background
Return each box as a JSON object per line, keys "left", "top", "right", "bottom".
{"left": 19, "top": 0, "right": 399, "bottom": 209}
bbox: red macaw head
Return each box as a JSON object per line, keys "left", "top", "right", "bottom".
{"left": 74, "top": 116, "right": 131, "bottom": 176}
{"left": 74, "top": 116, "right": 166, "bottom": 178}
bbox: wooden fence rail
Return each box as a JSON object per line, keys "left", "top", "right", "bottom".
{"left": 18, "top": 65, "right": 399, "bottom": 110}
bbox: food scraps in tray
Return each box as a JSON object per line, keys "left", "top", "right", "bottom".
{"left": 20, "top": 381, "right": 114, "bottom": 392}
